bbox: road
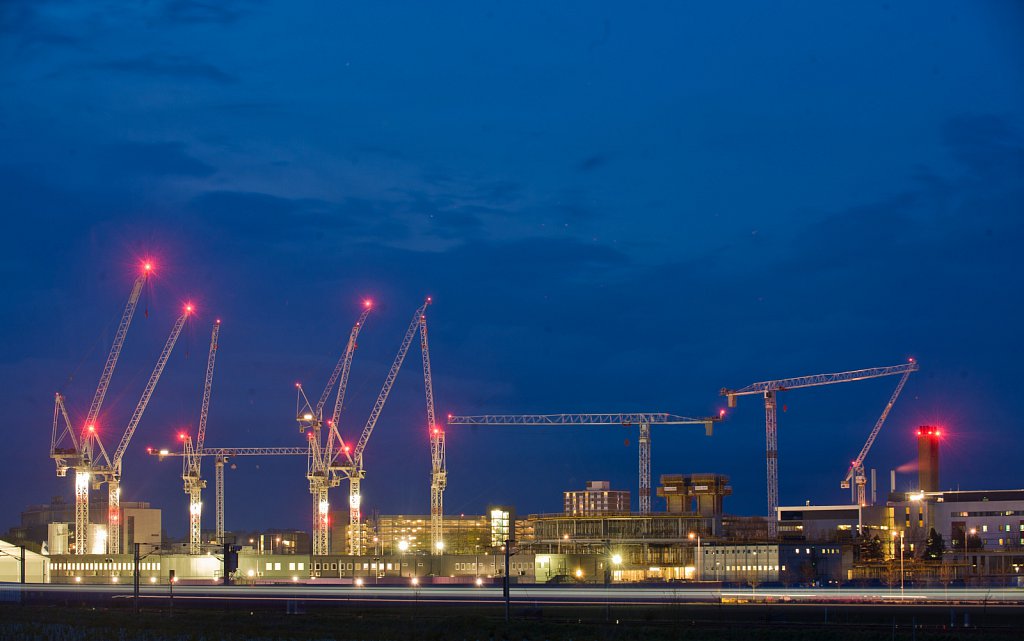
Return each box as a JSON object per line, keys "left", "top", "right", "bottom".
{"left": 5, "top": 582, "right": 1023, "bottom": 605}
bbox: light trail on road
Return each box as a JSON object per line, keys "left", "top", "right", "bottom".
{"left": 6, "top": 583, "right": 1023, "bottom": 605}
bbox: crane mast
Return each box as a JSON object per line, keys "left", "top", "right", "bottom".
{"left": 50, "top": 264, "right": 150, "bottom": 555}
{"left": 296, "top": 303, "right": 371, "bottom": 557}
{"left": 334, "top": 298, "right": 430, "bottom": 555}
{"left": 721, "top": 360, "right": 919, "bottom": 537}
{"left": 182, "top": 321, "right": 220, "bottom": 553}
{"left": 446, "top": 413, "right": 721, "bottom": 514}
{"left": 842, "top": 369, "right": 914, "bottom": 506}
{"left": 100, "top": 304, "right": 192, "bottom": 554}
{"left": 325, "top": 304, "right": 372, "bottom": 458}
{"left": 420, "top": 310, "right": 445, "bottom": 554}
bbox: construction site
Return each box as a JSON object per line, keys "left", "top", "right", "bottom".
{"left": 4, "top": 260, "right": 1022, "bottom": 588}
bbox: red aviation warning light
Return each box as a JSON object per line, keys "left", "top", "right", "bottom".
{"left": 87, "top": 424, "right": 96, "bottom": 433}
{"left": 363, "top": 299, "right": 373, "bottom": 309}
{"left": 143, "top": 261, "right": 154, "bottom": 273}
{"left": 184, "top": 303, "right": 194, "bottom": 315}
{"left": 178, "top": 432, "right": 188, "bottom": 441}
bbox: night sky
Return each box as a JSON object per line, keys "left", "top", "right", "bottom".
{"left": 2, "top": 2, "right": 1022, "bottom": 538}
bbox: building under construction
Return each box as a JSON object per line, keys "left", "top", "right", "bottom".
{"left": 26, "top": 262, "right": 1024, "bottom": 587}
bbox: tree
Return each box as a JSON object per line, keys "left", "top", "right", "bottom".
{"left": 922, "top": 528, "right": 945, "bottom": 561}
{"left": 967, "top": 530, "right": 984, "bottom": 551}
{"left": 882, "top": 563, "right": 900, "bottom": 589}
{"left": 859, "top": 535, "right": 884, "bottom": 562}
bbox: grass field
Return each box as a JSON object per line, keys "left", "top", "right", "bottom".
{"left": 2, "top": 600, "right": 1024, "bottom": 641}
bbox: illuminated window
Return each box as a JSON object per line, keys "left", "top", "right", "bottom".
{"left": 298, "top": 563, "right": 304, "bottom": 571}
{"left": 265, "top": 562, "right": 272, "bottom": 571}
{"left": 274, "top": 563, "right": 281, "bottom": 571}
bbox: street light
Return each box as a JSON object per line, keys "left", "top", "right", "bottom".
{"left": 398, "top": 539, "right": 409, "bottom": 577}
{"left": 688, "top": 532, "right": 702, "bottom": 582}
{"left": 891, "top": 530, "right": 905, "bottom": 598}
{"left": 965, "top": 527, "right": 977, "bottom": 580}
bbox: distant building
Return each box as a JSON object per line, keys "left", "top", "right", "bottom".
{"left": 777, "top": 504, "right": 889, "bottom": 542}
{"left": 700, "top": 542, "right": 849, "bottom": 585}
{"left": 20, "top": 496, "right": 161, "bottom": 554}
{"left": 564, "top": 481, "right": 630, "bottom": 516}
{"left": 328, "top": 512, "right": 532, "bottom": 556}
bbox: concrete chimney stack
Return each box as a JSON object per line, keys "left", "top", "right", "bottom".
{"left": 916, "top": 425, "right": 941, "bottom": 493}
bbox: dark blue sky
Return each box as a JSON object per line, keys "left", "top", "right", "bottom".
{"left": 2, "top": 2, "right": 1022, "bottom": 537}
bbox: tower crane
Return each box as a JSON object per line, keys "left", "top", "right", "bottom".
{"left": 420, "top": 308, "right": 445, "bottom": 555}
{"left": 841, "top": 368, "right": 914, "bottom": 506}
{"left": 720, "top": 360, "right": 919, "bottom": 537}
{"left": 331, "top": 298, "right": 433, "bottom": 555}
{"left": 95, "top": 303, "right": 194, "bottom": 554}
{"left": 295, "top": 301, "right": 372, "bottom": 556}
{"left": 50, "top": 261, "right": 152, "bottom": 554}
{"left": 152, "top": 444, "right": 306, "bottom": 546}
{"left": 182, "top": 321, "right": 221, "bottom": 554}
{"left": 446, "top": 412, "right": 722, "bottom": 514}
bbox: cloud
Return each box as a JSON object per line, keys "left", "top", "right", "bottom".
{"left": 942, "top": 114, "right": 1024, "bottom": 183}
{"left": 188, "top": 190, "right": 411, "bottom": 244}
{"left": 95, "top": 54, "right": 235, "bottom": 84}
{"left": 102, "top": 142, "right": 216, "bottom": 178}
{"left": 578, "top": 154, "right": 608, "bottom": 172}
{"left": 161, "top": 0, "right": 260, "bottom": 26}
{"left": 0, "top": 0, "right": 84, "bottom": 51}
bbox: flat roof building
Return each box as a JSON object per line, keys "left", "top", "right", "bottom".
{"left": 564, "top": 481, "right": 630, "bottom": 516}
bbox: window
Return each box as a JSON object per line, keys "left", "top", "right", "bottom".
{"left": 982, "top": 525, "right": 988, "bottom": 533}
{"left": 331, "top": 563, "right": 337, "bottom": 570}
{"left": 274, "top": 563, "right": 281, "bottom": 571}
{"left": 288, "top": 563, "right": 295, "bottom": 571}
{"left": 298, "top": 563, "right": 304, "bottom": 571}
{"left": 265, "top": 562, "right": 272, "bottom": 571}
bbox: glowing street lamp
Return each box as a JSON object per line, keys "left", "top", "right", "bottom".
{"left": 397, "top": 539, "right": 409, "bottom": 577}
{"left": 891, "top": 530, "right": 905, "bottom": 597}
{"left": 965, "top": 527, "right": 977, "bottom": 578}
{"left": 689, "top": 532, "right": 702, "bottom": 581}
